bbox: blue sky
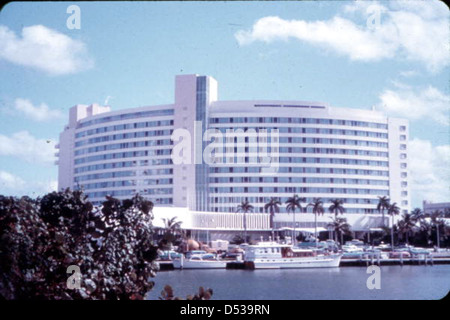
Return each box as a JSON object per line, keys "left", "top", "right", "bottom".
{"left": 0, "top": 1, "right": 449, "bottom": 208}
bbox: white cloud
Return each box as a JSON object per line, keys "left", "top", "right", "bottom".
{"left": 376, "top": 85, "right": 450, "bottom": 125}
{"left": 398, "top": 70, "right": 418, "bottom": 78}
{"left": 0, "top": 131, "right": 56, "bottom": 165}
{"left": 0, "top": 171, "right": 26, "bottom": 191}
{"left": 409, "top": 138, "right": 450, "bottom": 203}
{"left": 13, "top": 98, "right": 64, "bottom": 122}
{"left": 0, "top": 24, "right": 93, "bottom": 75}
{"left": 0, "top": 170, "right": 57, "bottom": 197}
{"left": 235, "top": 0, "right": 449, "bottom": 72}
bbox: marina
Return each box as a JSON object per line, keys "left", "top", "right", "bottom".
{"left": 156, "top": 238, "right": 450, "bottom": 270}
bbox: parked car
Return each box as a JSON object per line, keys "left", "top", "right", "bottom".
{"left": 158, "top": 250, "right": 182, "bottom": 261}
{"left": 185, "top": 250, "right": 207, "bottom": 259}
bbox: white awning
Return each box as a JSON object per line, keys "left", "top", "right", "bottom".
{"left": 277, "top": 227, "right": 327, "bottom": 234}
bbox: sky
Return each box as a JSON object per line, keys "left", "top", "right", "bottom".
{"left": 0, "top": 0, "right": 449, "bottom": 209}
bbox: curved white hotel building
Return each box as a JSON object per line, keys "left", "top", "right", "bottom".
{"left": 56, "top": 74, "right": 410, "bottom": 239}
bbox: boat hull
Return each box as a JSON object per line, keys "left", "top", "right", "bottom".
{"left": 247, "top": 255, "right": 342, "bottom": 269}
{"left": 172, "top": 259, "right": 227, "bottom": 269}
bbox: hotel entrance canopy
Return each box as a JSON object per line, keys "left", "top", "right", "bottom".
{"left": 276, "top": 227, "right": 327, "bottom": 234}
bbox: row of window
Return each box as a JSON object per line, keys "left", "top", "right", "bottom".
{"left": 86, "top": 193, "right": 174, "bottom": 205}
{"left": 74, "top": 170, "right": 136, "bottom": 182}
{"left": 75, "top": 120, "right": 174, "bottom": 138}
{"left": 213, "top": 127, "right": 388, "bottom": 138}
{"left": 209, "top": 196, "right": 387, "bottom": 205}
{"left": 74, "top": 154, "right": 381, "bottom": 169}
{"left": 278, "top": 147, "right": 388, "bottom": 157}
{"left": 209, "top": 187, "right": 389, "bottom": 195}
{"left": 277, "top": 137, "right": 388, "bottom": 148}
{"left": 209, "top": 147, "right": 388, "bottom": 158}
{"left": 75, "top": 129, "right": 173, "bottom": 147}
{"left": 75, "top": 142, "right": 173, "bottom": 156}
{"left": 81, "top": 180, "right": 136, "bottom": 189}
{"left": 74, "top": 158, "right": 177, "bottom": 174}
{"left": 209, "top": 177, "right": 389, "bottom": 186}
{"left": 210, "top": 166, "right": 389, "bottom": 176}
{"left": 211, "top": 136, "right": 388, "bottom": 148}
{"left": 210, "top": 117, "right": 388, "bottom": 129}
{"left": 84, "top": 188, "right": 173, "bottom": 197}
{"left": 84, "top": 189, "right": 136, "bottom": 197}
{"left": 77, "top": 109, "right": 174, "bottom": 129}
{"left": 75, "top": 161, "right": 137, "bottom": 174}
{"left": 215, "top": 157, "right": 388, "bottom": 167}
{"left": 74, "top": 141, "right": 173, "bottom": 165}
{"left": 277, "top": 157, "right": 388, "bottom": 167}
{"left": 74, "top": 168, "right": 173, "bottom": 182}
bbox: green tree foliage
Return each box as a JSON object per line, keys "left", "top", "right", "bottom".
{"left": 0, "top": 189, "right": 159, "bottom": 300}
{"left": 159, "top": 216, "right": 183, "bottom": 250}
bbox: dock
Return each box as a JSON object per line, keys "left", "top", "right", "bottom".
{"left": 226, "top": 261, "right": 246, "bottom": 269}
{"left": 157, "top": 261, "right": 175, "bottom": 271}
{"left": 158, "top": 256, "right": 450, "bottom": 270}
{"left": 340, "top": 256, "right": 450, "bottom": 267}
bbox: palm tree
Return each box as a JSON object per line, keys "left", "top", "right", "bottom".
{"left": 285, "top": 194, "right": 306, "bottom": 244}
{"left": 264, "top": 197, "right": 281, "bottom": 240}
{"left": 444, "top": 208, "right": 450, "bottom": 218}
{"left": 397, "top": 212, "right": 416, "bottom": 244}
{"left": 161, "top": 216, "right": 183, "bottom": 249}
{"left": 430, "top": 210, "right": 444, "bottom": 248}
{"left": 419, "top": 218, "right": 434, "bottom": 246}
{"left": 162, "top": 216, "right": 182, "bottom": 234}
{"left": 327, "top": 217, "right": 351, "bottom": 245}
{"left": 377, "top": 196, "right": 390, "bottom": 227}
{"left": 387, "top": 202, "right": 400, "bottom": 249}
{"left": 411, "top": 208, "right": 423, "bottom": 221}
{"left": 236, "top": 199, "right": 254, "bottom": 243}
{"left": 308, "top": 198, "right": 325, "bottom": 246}
{"left": 328, "top": 199, "right": 345, "bottom": 242}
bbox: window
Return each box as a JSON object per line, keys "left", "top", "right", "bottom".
{"left": 400, "top": 125, "right": 406, "bottom": 131}
{"left": 400, "top": 135, "right": 406, "bottom": 141}
{"left": 400, "top": 153, "right": 407, "bottom": 159}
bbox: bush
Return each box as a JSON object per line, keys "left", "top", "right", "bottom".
{"left": 0, "top": 189, "right": 158, "bottom": 300}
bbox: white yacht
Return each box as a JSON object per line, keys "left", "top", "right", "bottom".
{"left": 244, "top": 242, "right": 342, "bottom": 269}
{"left": 172, "top": 254, "right": 227, "bottom": 269}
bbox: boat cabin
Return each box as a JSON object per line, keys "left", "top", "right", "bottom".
{"left": 245, "top": 242, "right": 317, "bottom": 260}
{"left": 282, "top": 247, "right": 317, "bottom": 258}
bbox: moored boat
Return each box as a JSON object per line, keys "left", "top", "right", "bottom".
{"left": 244, "top": 242, "right": 342, "bottom": 269}
{"left": 172, "top": 253, "right": 227, "bottom": 269}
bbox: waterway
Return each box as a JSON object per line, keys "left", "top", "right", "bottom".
{"left": 146, "top": 265, "right": 450, "bottom": 300}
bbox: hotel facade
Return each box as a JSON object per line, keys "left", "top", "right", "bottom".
{"left": 56, "top": 74, "right": 410, "bottom": 240}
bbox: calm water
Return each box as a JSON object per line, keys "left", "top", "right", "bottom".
{"left": 146, "top": 265, "right": 450, "bottom": 300}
